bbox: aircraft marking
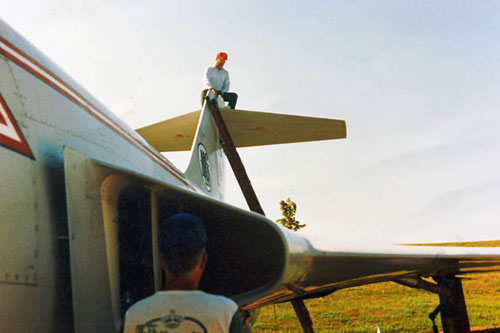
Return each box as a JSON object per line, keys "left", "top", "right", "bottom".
{"left": 0, "top": 37, "right": 195, "bottom": 189}
{"left": 197, "top": 143, "right": 211, "bottom": 191}
{"left": 0, "top": 92, "right": 34, "bottom": 158}
{"left": 0, "top": 109, "right": 6, "bottom": 124}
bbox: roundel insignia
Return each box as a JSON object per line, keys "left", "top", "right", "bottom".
{"left": 0, "top": 92, "right": 34, "bottom": 159}
{"left": 197, "top": 143, "right": 211, "bottom": 192}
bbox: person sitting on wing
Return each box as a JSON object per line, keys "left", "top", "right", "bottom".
{"left": 201, "top": 52, "right": 238, "bottom": 109}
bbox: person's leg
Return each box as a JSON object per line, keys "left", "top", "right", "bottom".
{"left": 200, "top": 89, "right": 209, "bottom": 106}
{"left": 222, "top": 92, "right": 238, "bottom": 109}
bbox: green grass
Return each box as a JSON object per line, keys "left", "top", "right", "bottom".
{"left": 252, "top": 241, "right": 500, "bottom": 332}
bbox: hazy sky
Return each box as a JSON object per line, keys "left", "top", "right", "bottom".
{"left": 3, "top": 1, "right": 500, "bottom": 248}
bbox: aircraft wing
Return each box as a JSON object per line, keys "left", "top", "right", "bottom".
{"left": 136, "top": 109, "right": 347, "bottom": 152}
{"left": 61, "top": 148, "right": 500, "bottom": 313}
{"left": 241, "top": 236, "right": 500, "bottom": 309}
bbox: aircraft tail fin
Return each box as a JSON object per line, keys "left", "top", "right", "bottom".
{"left": 136, "top": 109, "right": 346, "bottom": 152}
{"left": 136, "top": 105, "right": 347, "bottom": 198}
{"left": 183, "top": 101, "right": 225, "bottom": 199}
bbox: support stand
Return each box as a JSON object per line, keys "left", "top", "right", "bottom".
{"left": 433, "top": 275, "right": 470, "bottom": 333}
{"left": 205, "top": 98, "right": 265, "bottom": 215}
{"left": 393, "top": 263, "right": 470, "bottom": 333}
{"left": 291, "top": 299, "right": 315, "bottom": 333}
{"left": 205, "top": 98, "right": 315, "bottom": 332}
{"left": 429, "top": 305, "right": 440, "bottom": 333}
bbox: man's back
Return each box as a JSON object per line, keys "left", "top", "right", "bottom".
{"left": 124, "top": 213, "right": 244, "bottom": 332}
{"left": 124, "top": 290, "right": 240, "bottom": 333}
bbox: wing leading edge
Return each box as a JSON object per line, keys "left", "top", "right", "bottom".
{"left": 241, "top": 239, "right": 500, "bottom": 310}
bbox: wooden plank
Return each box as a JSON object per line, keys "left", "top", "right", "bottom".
{"left": 206, "top": 99, "right": 265, "bottom": 216}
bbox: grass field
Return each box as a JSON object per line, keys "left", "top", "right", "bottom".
{"left": 252, "top": 241, "right": 500, "bottom": 332}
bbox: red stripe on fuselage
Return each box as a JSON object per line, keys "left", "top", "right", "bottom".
{"left": 0, "top": 109, "right": 6, "bottom": 125}
{"left": 0, "top": 36, "right": 195, "bottom": 190}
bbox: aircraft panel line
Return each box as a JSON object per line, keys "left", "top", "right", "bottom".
{"left": 0, "top": 36, "right": 195, "bottom": 189}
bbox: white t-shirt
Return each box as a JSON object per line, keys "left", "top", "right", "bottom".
{"left": 124, "top": 290, "right": 240, "bottom": 333}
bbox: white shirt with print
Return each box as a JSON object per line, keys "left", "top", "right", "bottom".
{"left": 124, "top": 290, "right": 239, "bottom": 333}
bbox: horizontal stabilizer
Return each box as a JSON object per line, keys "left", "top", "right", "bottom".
{"left": 137, "top": 111, "right": 200, "bottom": 152}
{"left": 136, "top": 109, "right": 346, "bottom": 152}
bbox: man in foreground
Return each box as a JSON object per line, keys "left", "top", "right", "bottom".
{"left": 124, "top": 213, "right": 244, "bottom": 332}
{"left": 201, "top": 52, "right": 238, "bottom": 109}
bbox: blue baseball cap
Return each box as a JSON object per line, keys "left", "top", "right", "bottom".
{"left": 159, "top": 213, "right": 207, "bottom": 256}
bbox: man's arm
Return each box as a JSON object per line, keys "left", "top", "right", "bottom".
{"left": 203, "top": 67, "right": 215, "bottom": 90}
{"left": 221, "top": 71, "right": 230, "bottom": 93}
{"left": 229, "top": 310, "right": 244, "bottom": 333}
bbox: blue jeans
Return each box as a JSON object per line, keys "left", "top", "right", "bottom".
{"left": 201, "top": 89, "right": 238, "bottom": 109}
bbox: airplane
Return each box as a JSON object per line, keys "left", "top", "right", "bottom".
{"left": 1, "top": 18, "right": 500, "bottom": 332}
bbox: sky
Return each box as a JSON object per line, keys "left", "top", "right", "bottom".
{"left": 2, "top": 0, "right": 500, "bottom": 248}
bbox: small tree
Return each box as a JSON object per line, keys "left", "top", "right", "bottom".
{"left": 276, "top": 198, "right": 306, "bottom": 231}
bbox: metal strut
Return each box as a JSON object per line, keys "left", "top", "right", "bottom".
{"left": 433, "top": 274, "right": 470, "bottom": 333}
{"left": 291, "top": 299, "right": 315, "bottom": 333}
{"left": 393, "top": 266, "right": 470, "bottom": 333}
{"left": 205, "top": 98, "right": 315, "bottom": 332}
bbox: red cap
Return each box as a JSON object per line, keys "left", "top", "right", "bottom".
{"left": 216, "top": 52, "right": 228, "bottom": 60}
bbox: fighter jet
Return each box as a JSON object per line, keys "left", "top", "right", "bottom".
{"left": 1, "top": 18, "right": 499, "bottom": 332}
